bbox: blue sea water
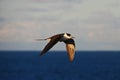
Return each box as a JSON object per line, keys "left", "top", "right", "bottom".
{"left": 0, "top": 51, "right": 120, "bottom": 80}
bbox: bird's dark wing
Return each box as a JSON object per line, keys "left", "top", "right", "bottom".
{"left": 40, "top": 34, "right": 61, "bottom": 56}
{"left": 64, "top": 39, "right": 75, "bottom": 62}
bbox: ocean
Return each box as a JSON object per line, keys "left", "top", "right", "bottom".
{"left": 0, "top": 51, "right": 120, "bottom": 80}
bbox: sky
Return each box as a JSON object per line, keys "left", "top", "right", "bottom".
{"left": 0, "top": 0, "right": 120, "bottom": 51}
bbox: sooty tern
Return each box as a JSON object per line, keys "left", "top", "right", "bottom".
{"left": 36, "top": 33, "right": 75, "bottom": 62}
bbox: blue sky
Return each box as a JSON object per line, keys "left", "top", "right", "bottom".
{"left": 0, "top": 0, "right": 120, "bottom": 50}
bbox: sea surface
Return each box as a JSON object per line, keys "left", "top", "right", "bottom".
{"left": 0, "top": 51, "right": 120, "bottom": 80}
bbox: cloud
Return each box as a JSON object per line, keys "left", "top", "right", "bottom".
{"left": 0, "top": 0, "right": 120, "bottom": 50}
{"left": 0, "top": 22, "right": 38, "bottom": 42}
{"left": 0, "top": 17, "right": 4, "bottom": 23}
{"left": 33, "top": 0, "right": 83, "bottom": 3}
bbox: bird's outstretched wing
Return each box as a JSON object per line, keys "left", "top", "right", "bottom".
{"left": 40, "top": 34, "right": 61, "bottom": 56}
{"left": 64, "top": 39, "right": 75, "bottom": 62}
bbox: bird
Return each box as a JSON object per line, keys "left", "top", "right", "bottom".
{"left": 36, "top": 33, "right": 75, "bottom": 62}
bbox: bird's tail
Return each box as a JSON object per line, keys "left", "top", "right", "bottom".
{"left": 35, "top": 38, "right": 51, "bottom": 41}
{"left": 35, "top": 39, "right": 47, "bottom": 41}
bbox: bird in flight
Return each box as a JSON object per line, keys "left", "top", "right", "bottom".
{"left": 36, "top": 33, "right": 75, "bottom": 62}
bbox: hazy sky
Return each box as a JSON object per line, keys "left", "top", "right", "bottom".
{"left": 0, "top": 0, "right": 120, "bottom": 50}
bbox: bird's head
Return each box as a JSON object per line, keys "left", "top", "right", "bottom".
{"left": 63, "top": 33, "right": 74, "bottom": 39}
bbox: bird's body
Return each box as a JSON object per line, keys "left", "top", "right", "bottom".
{"left": 36, "top": 33, "right": 75, "bottom": 62}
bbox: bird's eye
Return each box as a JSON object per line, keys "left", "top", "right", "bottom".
{"left": 67, "top": 33, "right": 71, "bottom": 36}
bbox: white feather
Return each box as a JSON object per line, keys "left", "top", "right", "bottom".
{"left": 64, "top": 33, "right": 71, "bottom": 39}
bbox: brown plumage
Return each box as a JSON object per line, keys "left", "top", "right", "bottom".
{"left": 40, "top": 34, "right": 61, "bottom": 55}
{"left": 36, "top": 33, "right": 75, "bottom": 62}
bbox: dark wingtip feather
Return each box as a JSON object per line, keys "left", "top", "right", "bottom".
{"left": 40, "top": 51, "right": 45, "bottom": 56}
